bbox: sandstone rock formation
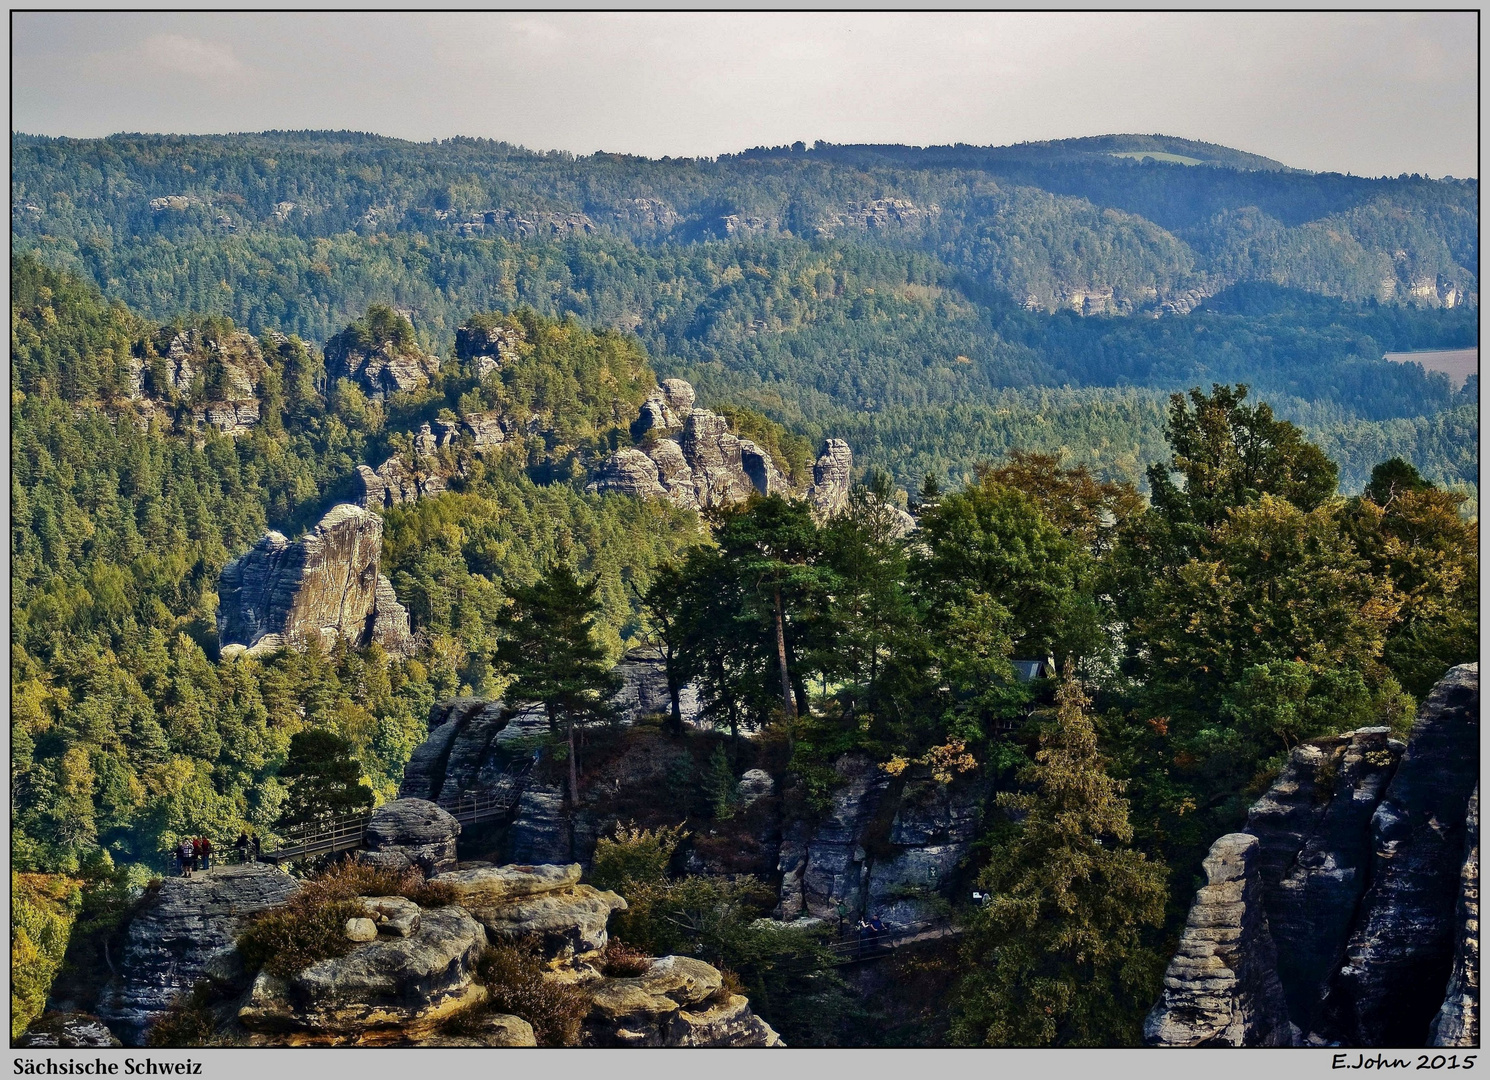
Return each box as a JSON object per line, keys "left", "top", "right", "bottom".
{"left": 455, "top": 320, "right": 525, "bottom": 380}
{"left": 325, "top": 334, "right": 440, "bottom": 400}
{"left": 612, "top": 645, "right": 703, "bottom": 726}
{"left": 1429, "top": 785, "right": 1479, "bottom": 1047}
{"left": 1144, "top": 833, "right": 1299, "bottom": 1047}
{"left": 1312, "top": 664, "right": 1480, "bottom": 1046}
{"left": 96, "top": 863, "right": 300, "bottom": 1045}
{"left": 216, "top": 503, "right": 414, "bottom": 659}
{"left": 585, "top": 955, "right": 782, "bottom": 1047}
{"left": 237, "top": 905, "right": 488, "bottom": 1044}
{"left": 806, "top": 438, "right": 853, "bottom": 518}
{"left": 359, "top": 798, "right": 461, "bottom": 875}
{"left": 355, "top": 455, "right": 448, "bottom": 509}
{"left": 432, "top": 864, "right": 626, "bottom": 958}
{"left": 418, "top": 1012, "right": 536, "bottom": 1047}
{"left": 1148, "top": 663, "right": 1480, "bottom": 1048}
{"left": 17, "top": 1014, "right": 124, "bottom": 1048}
{"left": 590, "top": 380, "right": 814, "bottom": 513}
{"left": 124, "top": 329, "right": 267, "bottom": 436}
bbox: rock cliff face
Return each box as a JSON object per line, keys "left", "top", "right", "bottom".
{"left": 1428, "top": 785, "right": 1479, "bottom": 1047}
{"left": 325, "top": 335, "right": 440, "bottom": 399}
{"left": 96, "top": 863, "right": 300, "bottom": 1046}
{"left": 216, "top": 503, "right": 414, "bottom": 659}
{"left": 589, "top": 378, "right": 857, "bottom": 517}
{"left": 1147, "top": 663, "right": 1480, "bottom": 1048}
{"left": 777, "top": 755, "right": 984, "bottom": 928}
{"left": 1312, "top": 664, "right": 1480, "bottom": 1047}
{"left": 123, "top": 329, "right": 267, "bottom": 436}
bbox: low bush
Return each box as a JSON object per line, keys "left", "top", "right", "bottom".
{"left": 470, "top": 938, "right": 591, "bottom": 1047}
{"left": 145, "top": 983, "right": 236, "bottom": 1048}
{"left": 597, "top": 939, "right": 653, "bottom": 977}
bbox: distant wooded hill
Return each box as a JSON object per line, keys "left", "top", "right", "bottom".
{"left": 11, "top": 131, "right": 1478, "bottom": 495}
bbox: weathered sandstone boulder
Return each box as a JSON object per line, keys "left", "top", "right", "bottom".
{"left": 355, "top": 456, "right": 447, "bottom": 510}
{"left": 237, "top": 905, "right": 487, "bottom": 1044}
{"left": 216, "top": 504, "right": 413, "bottom": 659}
{"left": 455, "top": 320, "right": 525, "bottom": 381}
{"left": 96, "top": 863, "right": 300, "bottom": 1046}
{"left": 433, "top": 863, "right": 583, "bottom": 907}
{"left": 417, "top": 1013, "right": 536, "bottom": 1047}
{"left": 359, "top": 799, "right": 461, "bottom": 875}
{"left": 585, "top": 956, "right": 782, "bottom": 1047}
{"left": 612, "top": 645, "right": 703, "bottom": 726}
{"left": 632, "top": 379, "right": 696, "bottom": 435}
{"left": 1144, "top": 833, "right": 1299, "bottom": 1047}
{"left": 469, "top": 884, "right": 626, "bottom": 957}
{"left": 362, "top": 895, "right": 421, "bottom": 937}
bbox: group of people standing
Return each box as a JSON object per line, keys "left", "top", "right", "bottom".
{"left": 171, "top": 831, "right": 261, "bottom": 876}
{"left": 173, "top": 836, "right": 213, "bottom": 877}
{"left": 834, "top": 900, "right": 888, "bottom": 954}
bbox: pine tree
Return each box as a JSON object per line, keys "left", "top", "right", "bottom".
{"left": 277, "top": 730, "right": 375, "bottom": 828}
{"left": 952, "top": 670, "right": 1168, "bottom": 1047}
{"left": 493, "top": 562, "right": 619, "bottom": 805}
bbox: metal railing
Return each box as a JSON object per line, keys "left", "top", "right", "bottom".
{"left": 261, "top": 754, "right": 537, "bottom": 863}
{"left": 825, "top": 916, "right": 958, "bottom": 964}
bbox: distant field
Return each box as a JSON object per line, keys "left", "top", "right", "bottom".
{"left": 1107, "top": 150, "right": 1207, "bottom": 166}
{"left": 1383, "top": 348, "right": 1478, "bottom": 389}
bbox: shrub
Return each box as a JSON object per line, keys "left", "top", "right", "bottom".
{"left": 471, "top": 938, "right": 591, "bottom": 1047}
{"left": 236, "top": 859, "right": 457, "bottom": 979}
{"left": 590, "top": 821, "right": 687, "bottom": 893}
{"left": 597, "top": 939, "right": 653, "bottom": 977}
{"left": 145, "top": 983, "right": 234, "bottom": 1048}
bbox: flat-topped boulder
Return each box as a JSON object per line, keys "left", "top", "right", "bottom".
{"left": 96, "top": 863, "right": 300, "bottom": 1046}
{"left": 432, "top": 863, "right": 583, "bottom": 906}
{"left": 585, "top": 955, "right": 783, "bottom": 1047}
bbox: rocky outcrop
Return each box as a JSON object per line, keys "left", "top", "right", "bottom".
{"left": 434, "top": 864, "right": 626, "bottom": 958}
{"left": 612, "top": 646, "right": 702, "bottom": 726}
{"left": 17, "top": 1014, "right": 124, "bottom": 1048}
{"left": 325, "top": 334, "right": 439, "bottom": 400}
{"left": 216, "top": 504, "right": 413, "bottom": 659}
{"left": 359, "top": 799, "right": 461, "bottom": 875}
{"left": 1429, "top": 785, "right": 1479, "bottom": 1047}
{"left": 455, "top": 320, "right": 525, "bottom": 381}
{"left": 780, "top": 754, "right": 892, "bottom": 921}
{"left": 96, "top": 863, "right": 300, "bottom": 1045}
{"left": 418, "top": 1013, "right": 536, "bottom": 1047}
{"left": 355, "top": 455, "right": 448, "bottom": 509}
{"left": 1243, "top": 727, "right": 1403, "bottom": 1033}
{"left": 806, "top": 438, "right": 853, "bottom": 518}
{"left": 632, "top": 379, "right": 696, "bottom": 436}
{"left": 1149, "top": 663, "right": 1480, "bottom": 1048}
{"left": 865, "top": 777, "right": 985, "bottom": 927}
{"left": 1312, "top": 664, "right": 1480, "bottom": 1047}
{"left": 585, "top": 955, "right": 782, "bottom": 1047}
{"left": 237, "top": 905, "right": 488, "bottom": 1045}
{"left": 1144, "top": 833, "right": 1299, "bottom": 1047}
{"left": 124, "top": 329, "right": 266, "bottom": 436}
{"left": 590, "top": 380, "right": 814, "bottom": 513}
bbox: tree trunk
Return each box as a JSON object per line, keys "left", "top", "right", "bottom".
{"left": 666, "top": 646, "right": 684, "bottom": 736}
{"left": 567, "top": 717, "right": 579, "bottom": 806}
{"left": 774, "top": 587, "right": 796, "bottom": 719}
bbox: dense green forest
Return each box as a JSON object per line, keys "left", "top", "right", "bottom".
{"left": 11, "top": 131, "right": 1477, "bottom": 499}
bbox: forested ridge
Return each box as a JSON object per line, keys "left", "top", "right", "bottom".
{"left": 8, "top": 131, "right": 1480, "bottom": 1046}
{"left": 11, "top": 131, "right": 1477, "bottom": 498}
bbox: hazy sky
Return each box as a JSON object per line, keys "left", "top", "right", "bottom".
{"left": 11, "top": 11, "right": 1479, "bottom": 177}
